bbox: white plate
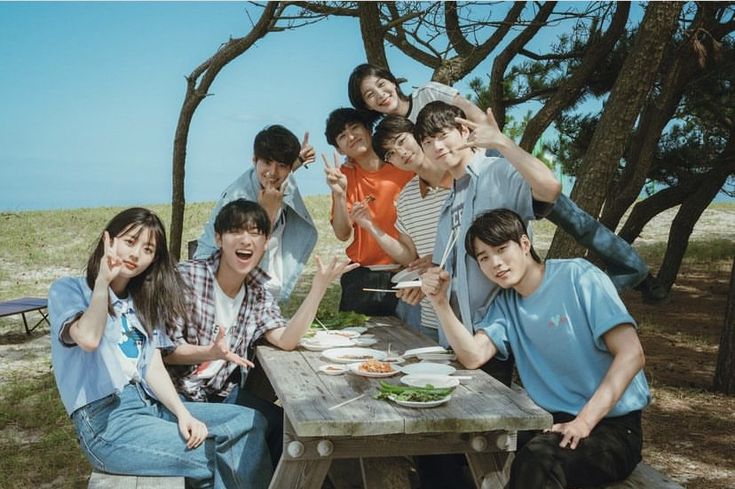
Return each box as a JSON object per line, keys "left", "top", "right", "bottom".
{"left": 300, "top": 336, "right": 354, "bottom": 351}
{"left": 352, "top": 337, "right": 378, "bottom": 347}
{"left": 367, "top": 264, "right": 401, "bottom": 272}
{"left": 417, "top": 352, "right": 457, "bottom": 362}
{"left": 400, "top": 374, "right": 460, "bottom": 389}
{"left": 391, "top": 268, "right": 420, "bottom": 283}
{"left": 399, "top": 362, "right": 456, "bottom": 376}
{"left": 321, "top": 347, "right": 388, "bottom": 364}
{"left": 403, "top": 346, "right": 447, "bottom": 358}
{"left": 318, "top": 364, "right": 347, "bottom": 376}
{"left": 388, "top": 394, "right": 452, "bottom": 408}
{"left": 316, "top": 330, "right": 361, "bottom": 339}
{"left": 342, "top": 326, "right": 368, "bottom": 334}
{"left": 383, "top": 355, "right": 405, "bottom": 364}
{"left": 348, "top": 362, "right": 399, "bottom": 378}
{"left": 394, "top": 280, "right": 422, "bottom": 289}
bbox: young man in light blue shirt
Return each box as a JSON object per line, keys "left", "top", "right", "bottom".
{"left": 195, "top": 125, "right": 317, "bottom": 302}
{"left": 422, "top": 208, "right": 649, "bottom": 489}
{"left": 415, "top": 102, "right": 561, "bottom": 363}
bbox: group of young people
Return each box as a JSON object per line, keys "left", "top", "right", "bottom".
{"left": 49, "top": 63, "right": 655, "bottom": 489}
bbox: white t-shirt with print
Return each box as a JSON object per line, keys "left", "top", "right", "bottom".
{"left": 112, "top": 297, "right": 146, "bottom": 383}
{"left": 184, "top": 280, "right": 245, "bottom": 390}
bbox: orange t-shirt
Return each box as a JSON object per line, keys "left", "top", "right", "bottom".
{"left": 337, "top": 162, "right": 414, "bottom": 265}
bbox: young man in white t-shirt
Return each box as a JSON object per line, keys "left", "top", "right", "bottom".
{"left": 165, "top": 199, "right": 356, "bottom": 467}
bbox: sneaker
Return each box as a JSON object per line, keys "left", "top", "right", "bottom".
{"left": 635, "top": 273, "right": 669, "bottom": 305}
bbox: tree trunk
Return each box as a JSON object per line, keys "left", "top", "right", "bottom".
{"left": 169, "top": 2, "right": 279, "bottom": 260}
{"left": 617, "top": 183, "right": 693, "bottom": 244}
{"left": 519, "top": 2, "right": 630, "bottom": 152}
{"left": 547, "top": 2, "right": 681, "bottom": 259}
{"left": 655, "top": 168, "right": 730, "bottom": 292}
{"left": 601, "top": 3, "right": 726, "bottom": 231}
{"left": 358, "top": 2, "right": 388, "bottom": 67}
{"left": 714, "top": 256, "right": 735, "bottom": 395}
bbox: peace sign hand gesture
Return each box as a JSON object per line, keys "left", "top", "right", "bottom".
{"left": 97, "top": 231, "right": 123, "bottom": 286}
{"left": 259, "top": 178, "right": 284, "bottom": 224}
{"left": 297, "top": 131, "right": 315, "bottom": 169}
{"left": 456, "top": 107, "right": 509, "bottom": 151}
{"left": 323, "top": 152, "right": 348, "bottom": 197}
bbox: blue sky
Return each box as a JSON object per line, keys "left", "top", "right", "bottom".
{"left": 0, "top": 2, "right": 443, "bottom": 211}
{"left": 3, "top": 2, "right": 689, "bottom": 212}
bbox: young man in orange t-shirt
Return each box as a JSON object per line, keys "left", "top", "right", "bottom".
{"left": 323, "top": 108, "right": 415, "bottom": 316}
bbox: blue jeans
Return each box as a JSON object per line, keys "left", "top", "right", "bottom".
{"left": 547, "top": 194, "right": 648, "bottom": 291}
{"left": 71, "top": 383, "right": 273, "bottom": 489}
{"left": 219, "top": 385, "right": 283, "bottom": 470}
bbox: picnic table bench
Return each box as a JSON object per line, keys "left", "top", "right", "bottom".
{"left": 88, "top": 472, "right": 184, "bottom": 488}
{"left": 0, "top": 297, "right": 49, "bottom": 334}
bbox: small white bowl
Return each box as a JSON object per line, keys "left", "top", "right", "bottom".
{"left": 318, "top": 364, "right": 347, "bottom": 376}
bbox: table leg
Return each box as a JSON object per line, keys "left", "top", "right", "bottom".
{"left": 269, "top": 457, "right": 331, "bottom": 489}
{"left": 465, "top": 451, "right": 514, "bottom": 489}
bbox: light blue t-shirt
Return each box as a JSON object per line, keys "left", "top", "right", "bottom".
{"left": 478, "top": 259, "right": 651, "bottom": 417}
{"left": 48, "top": 277, "right": 173, "bottom": 415}
{"left": 433, "top": 151, "right": 535, "bottom": 346}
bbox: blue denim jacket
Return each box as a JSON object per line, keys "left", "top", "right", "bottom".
{"left": 194, "top": 167, "right": 318, "bottom": 301}
{"left": 48, "top": 277, "right": 171, "bottom": 415}
{"left": 433, "top": 153, "right": 535, "bottom": 346}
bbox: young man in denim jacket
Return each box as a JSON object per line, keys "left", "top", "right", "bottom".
{"left": 195, "top": 125, "right": 317, "bottom": 302}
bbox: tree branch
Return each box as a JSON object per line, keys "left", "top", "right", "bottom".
{"left": 490, "top": 1, "right": 557, "bottom": 130}
{"left": 445, "top": 2, "right": 475, "bottom": 56}
{"left": 519, "top": 48, "right": 582, "bottom": 61}
{"left": 385, "top": 31, "right": 442, "bottom": 68}
{"left": 290, "top": 1, "right": 357, "bottom": 17}
{"left": 170, "top": 1, "right": 281, "bottom": 259}
{"left": 519, "top": 1, "right": 630, "bottom": 151}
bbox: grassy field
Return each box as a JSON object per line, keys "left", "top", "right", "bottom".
{"left": 0, "top": 198, "right": 733, "bottom": 488}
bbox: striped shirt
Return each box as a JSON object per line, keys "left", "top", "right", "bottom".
{"left": 395, "top": 175, "right": 451, "bottom": 331}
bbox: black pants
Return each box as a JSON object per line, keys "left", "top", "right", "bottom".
{"left": 510, "top": 410, "right": 643, "bottom": 489}
{"left": 339, "top": 266, "right": 398, "bottom": 316}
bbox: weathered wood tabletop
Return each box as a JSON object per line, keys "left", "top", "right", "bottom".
{"left": 256, "top": 316, "right": 552, "bottom": 489}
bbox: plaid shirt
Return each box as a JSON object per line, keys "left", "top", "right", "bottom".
{"left": 167, "top": 251, "right": 286, "bottom": 401}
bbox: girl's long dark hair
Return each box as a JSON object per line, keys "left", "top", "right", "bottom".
{"left": 86, "top": 208, "right": 189, "bottom": 335}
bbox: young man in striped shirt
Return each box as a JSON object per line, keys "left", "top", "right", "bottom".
{"left": 352, "top": 115, "right": 452, "bottom": 340}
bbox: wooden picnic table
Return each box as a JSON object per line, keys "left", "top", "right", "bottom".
{"left": 256, "top": 316, "right": 552, "bottom": 489}
{"left": 0, "top": 297, "right": 49, "bottom": 334}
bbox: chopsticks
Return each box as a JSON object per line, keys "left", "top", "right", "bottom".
{"left": 362, "top": 288, "right": 399, "bottom": 293}
{"left": 328, "top": 393, "right": 366, "bottom": 411}
{"left": 438, "top": 228, "right": 460, "bottom": 270}
{"left": 314, "top": 317, "right": 329, "bottom": 331}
